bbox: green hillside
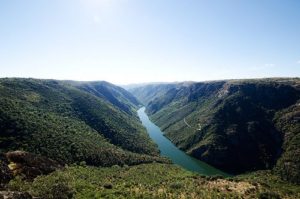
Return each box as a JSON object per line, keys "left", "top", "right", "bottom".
{"left": 0, "top": 77, "right": 299, "bottom": 198}
{"left": 8, "top": 163, "right": 300, "bottom": 199}
{"left": 128, "top": 83, "right": 178, "bottom": 106}
{"left": 67, "top": 80, "right": 140, "bottom": 116}
{"left": 0, "top": 78, "right": 166, "bottom": 167}
{"left": 129, "top": 78, "right": 300, "bottom": 184}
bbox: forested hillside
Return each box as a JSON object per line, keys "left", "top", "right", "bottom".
{"left": 129, "top": 78, "right": 300, "bottom": 184}
{"left": 0, "top": 78, "right": 299, "bottom": 198}
{"left": 0, "top": 78, "right": 166, "bottom": 167}
{"left": 67, "top": 80, "right": 140, "bottom": 116}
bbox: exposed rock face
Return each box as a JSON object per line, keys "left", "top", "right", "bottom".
{"left": 0, "top": 154, "right": 13, "bottom": 189}
{"left": 5, "top": 151, "right": 62, "bottom": 180}
{"left": 0, "top": 191, "right": 32, "bottom": 199}
{"left": 0, "top": 151, "right": 63, "bottom": 199}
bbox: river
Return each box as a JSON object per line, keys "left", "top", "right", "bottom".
{"left": 137, "top": 107, "right": 229, "bottom": 176}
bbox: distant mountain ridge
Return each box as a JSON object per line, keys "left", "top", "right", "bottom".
{"left": 129, "top": 78, "right": 300, "bottom": 184}
{"left": 67, "top": 80, "right": 140, "bottom": 116}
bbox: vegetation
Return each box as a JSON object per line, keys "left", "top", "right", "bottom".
{"left": 7, "top": 163, "right": 300, "bottom": 199}
{"left": 129, "top": 78, "right": 300, "bottom": 183}
{"left": 67, "top": 80, "right": 140, "bottom": 116}
{"left": 273, "top": 103, "right": 300, "bottom": 184}
{"left": 0, "top": 77, "right": 299, "bottom": 198}
{"left": 0, "top": 78, "right": 165, "bottom": 167}
{"left": 128, "top": 83, "right": 178, "bottom": 106}
{"left": 237, "top": 170, "right": 300, "bottom": 199}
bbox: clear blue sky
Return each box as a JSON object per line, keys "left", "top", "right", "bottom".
{"left": 1, "top": 0, "right": 300, "bottom": 84}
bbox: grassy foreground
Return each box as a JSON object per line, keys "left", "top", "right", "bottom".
{"left": 8, "top": 163, "right": 300, "bottom": 199}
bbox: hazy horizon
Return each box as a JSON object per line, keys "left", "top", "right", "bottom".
{"left": 1, "top": 0, "right": 300, "bottom": 84}
{"left": 1, "top": 76, "right": 299, "bottom": 87}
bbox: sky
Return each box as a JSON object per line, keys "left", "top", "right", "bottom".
{"left": 0, "top": 0, "right": 300, "bottom": 84}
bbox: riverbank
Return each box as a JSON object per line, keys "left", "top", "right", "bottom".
{"left": 137, "top": 107, "right": 229, "bottom": 176}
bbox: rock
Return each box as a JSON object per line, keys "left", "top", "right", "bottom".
{"left": 0, "top": 154, "right": 13, "bottom": 188}
{"left": 0, "top": 191, "right": 32, "bottom": 199}
{"left": 5, "top": 151, "right": 62, "bottom": 180}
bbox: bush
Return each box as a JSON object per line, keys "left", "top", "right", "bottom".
{"left": 103, "top": 183, "right": 113, "bottom": 189}
{"left": 258, "top": 191, "right": 281, "bottom": 199}
{"left": 31, "top": 173, "right": 74, "bottom": 199}
{"left": 169, "top": 182, "right": 183, "bottom": 189}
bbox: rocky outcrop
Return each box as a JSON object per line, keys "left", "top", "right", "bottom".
{"left": 0, "top": 154, "right": 13, "bottom": 189}
{"left": 0, "top": 191, "right": 32, "bottom": 199}
{"left": 0, "top": 151, "right": 63, "bottom": 198}
{"left": 5, "top": 151, "right": 62, "bottom": 180}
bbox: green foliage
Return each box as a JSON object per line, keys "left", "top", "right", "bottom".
{"left": 238, "top": 170, "right": 300, "bottom": 199}
{"left": 68, "top": 80, "right": 140, "bottom": 115}
{"left": 0, "top": 78, "right": 165, "bottom": 167}
{"left": 130, "top": 78, "right": 300, "bottom": 183}
{"left": 9, "top": 163, "right": 300, "bottom": 199}
{"left": 258, "top": 192, "right": 281, "bottom": 199}
{"left": 31, "top": 173, "right": 74, "bottom": 199}
{"left": 129, "top": 83, "right": 178, "bottom": 106}
{"left": 9, "top": 172, "right": 74, "bottom": 199}
{"left": 169, "top": 181, "right": 183, "bottom": 189}
{"left": 273, "top": 104, "right": 300, "bottom": 184}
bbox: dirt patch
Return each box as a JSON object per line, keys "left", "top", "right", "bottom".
{"left": 206, "top": 179, "right": 259, "bottom": 195}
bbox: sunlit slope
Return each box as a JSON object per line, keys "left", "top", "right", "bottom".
{"left": 130, "top": 78, "right": 300, "bottom": 183}
{"left": 67, "top": 80, "right": 140, "bottom": 115}
{"left": 0, "top": 78, "right": 166, "bottom": 166}
{"left": 10, "top": 163, "right": 300, "bottom": 199}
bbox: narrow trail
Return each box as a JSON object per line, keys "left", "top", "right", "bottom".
{"left": 184, "top": 117, "right": 192, "bottom": 128}
{"left": 184, "top": 117, "right": 202, "bottom": 131}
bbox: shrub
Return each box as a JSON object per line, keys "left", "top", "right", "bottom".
{"left": 258, "top": 191, "right": 281, "bottom": 199}
{"left": 31, "top": 173, "right": 74, "bottom": 199}
{"left": 169, "top": 182, "right": 183, "bottom": 189}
